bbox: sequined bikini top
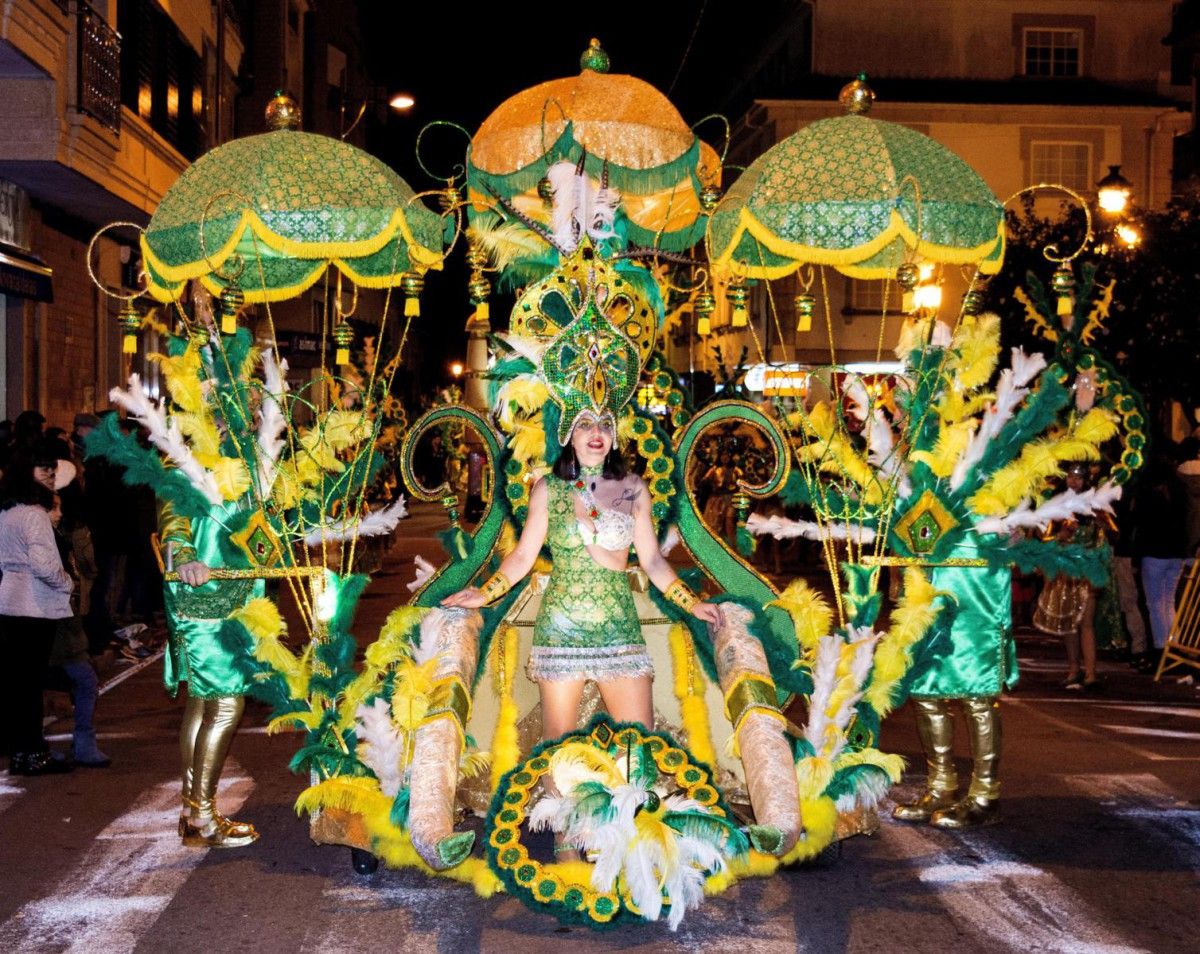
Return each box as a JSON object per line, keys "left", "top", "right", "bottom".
{"left": 571, "top": 477, "right": 636, "bottom": 551}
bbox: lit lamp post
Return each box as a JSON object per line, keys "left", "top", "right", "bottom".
{"left": 1096, "top": 164, "right": 1133, "bottom": 215}
{"left": 1095, "top": 164, "right": 1140, "bottom": 249}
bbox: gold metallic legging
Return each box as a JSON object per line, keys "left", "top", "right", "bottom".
{"left": 913, "top": 696, "right": 1002, "bottom": 800}
{"left": 180, "top": 692, "right": 244, "bottom": 818}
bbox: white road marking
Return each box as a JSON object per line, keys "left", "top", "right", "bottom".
{"left": 1005, "top": 697, "right": 1200, "bottom": 763}
{"left": 0, "top": 774, "right": 24, "bottom": 816}
{"left": 0, "top": 763, "right": 254, "bottom": 953}
{"left": 881, "top": 821, "right": 1149, "bottom": 953}
{"left": 1098, "top": 725, "right": 1200, "bottom": 741}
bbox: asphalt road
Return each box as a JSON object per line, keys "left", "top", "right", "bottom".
{"left": 1, "top": 504, "right": 1198, "bottom": 953}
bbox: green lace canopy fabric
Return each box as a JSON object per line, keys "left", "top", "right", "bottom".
{"left": 708, "top": 114, "right": 1005, "bottom": 279}
{"left": 141, "top": 129, "right": 449, "bottom": 302}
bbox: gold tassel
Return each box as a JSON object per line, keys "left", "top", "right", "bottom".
{"left": 796, "top": 313, "right": 812, "bottom": 332}
{"left": 489, "top": 625, "right": 521, "bottom": 790}
{"left": 123, "top": 334, "right": 138, "bottom": 354}
{"left": 474, "top": 300, "right": 489, "bottom": 323}
{"left": 696, "top": 316, "right": 711, "bottom": 336}
{"left": 731, "top": 304, "right": 747, "bottom": 327}
{"left": 1057, "top": 295, "right": 1073, "bottom": 316}
{"left": 668, "top": 624, "right": 716, "bottom": 768}
{"left": 405, "top": 296, "right": 420, "bottom": 317}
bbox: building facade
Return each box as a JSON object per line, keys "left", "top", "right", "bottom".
{"left": 0, "top": 0, "right": 242, "bottom": 427}
{"left": 678, "top": 0, "right": 1191, "bottom": 371}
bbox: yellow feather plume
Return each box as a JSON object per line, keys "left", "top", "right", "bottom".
{"left": 1014, "top": 286, "right": 1058, "bottom": 342}
{"left": 206, "top": 455, "right": 252, "bottom": 501}
{"left": 970, "top": 407, "right": 1118, "bottom": 515}
{"left": 323, "top": 409, "right": 371, "bottom": 450}
{"left": 232, "top": 598, "right": 310, "bottom": 701}
{"left": 490, "top": 626, "right": 521, "bottom": 789}
{"left": 781, "top": 798, "right": 839, "bottom": 863}
{"left": 946, "top": 312, "right": 1001, "bottom": 391}
{"left": 509, "top": 414, "right": 546, "bottom": 464}
{"left": 549, "top": 741, "right": 625, "bottom": 792}
{"left": 668, "top": 623, "right": 716, "bottom": 768}
{"left": 496, "top": 376, "right": 549, "bottom": 431}
{"left": 832, "top": 747, "right": 905, "bottom": 782}
{"left": 795, "top": 403, "right": 882, "bottom": 503}
{"left": 390, "top": 657, "right": 441, "bottom": 732}
{"left": 266, "top": 710, "right": 324, "bottom": 734}
{"left": 767, "top": 580, "right": 833, "bottom": 663}
{"left": 910, "top": 418, "right": 976, "bottom": 478}
{"left": 150, "top": 343, "right": 205, "bottom": 414}
{"left": 864, "top": 568, "right": 943, "bottom": 716}
{"left": 230, "top": 597, "right": 285, "bottom": 641}
{"left": 795, "top": 755, "right": 835, "bottom": 802}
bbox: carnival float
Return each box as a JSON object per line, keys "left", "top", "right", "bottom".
{"left": 83, "top": 41, "right": 1144, "bottom": 930}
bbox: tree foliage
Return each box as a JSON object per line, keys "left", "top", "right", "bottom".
{"left": 984, "top": 192, "right": 1200, "bottom": 423}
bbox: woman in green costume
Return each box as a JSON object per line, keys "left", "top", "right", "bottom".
{"left": 443, "top": 410, "right": 721, "bottom": 738}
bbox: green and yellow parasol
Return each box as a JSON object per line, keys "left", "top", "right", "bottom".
{"left": 141, "top": 94, "right": 449, "bottom": 303}
{"left": 708, "top": 77, "right": 1005, "bottom": 280}
{"left": 467, "top": 39, "right": 720, "bottom": 253}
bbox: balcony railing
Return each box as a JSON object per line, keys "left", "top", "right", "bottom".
{"left": 77, "top": 3, "right": 121, "bottom": 132}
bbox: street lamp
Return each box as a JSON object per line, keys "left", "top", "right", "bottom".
{"left": 341, "top": 91, "right": 417, "bottom": 139}
{"left": 450, "top": 361, "right": 464, "bottom": 378}
{"left": 1115, "top": 222, "right": 1141, "bottom": 248}
{"left": 1096, "top": 164, "right": 1133, "bottom": 215}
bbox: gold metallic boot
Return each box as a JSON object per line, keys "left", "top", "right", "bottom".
{"left": 893, "top": 698, "right": 959, "bottom": 823}
{"left": 179, "top": 693, "right": 205, "bottom": 836}
{"left": 931, "top": 697, "right": 1001, "bottom": 829}
{"left": 182, "top": 696, "right": 259, "bottom": 848}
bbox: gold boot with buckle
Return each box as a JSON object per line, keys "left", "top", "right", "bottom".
{"left": 893, "top": 698, "right": 959, "bottom": 823}
{"left": 931, "top": 696, "right": 1001, "bottom": 829}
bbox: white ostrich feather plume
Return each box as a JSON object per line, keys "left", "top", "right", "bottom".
{"left": 256, "top": 348, "right": 289, "bottom": 495}
{"left": 355, "top": 697, "right": 405, "bottom": 797}
{"left": 746, "top": 513, "right": 877, "bottom": 545}
{"left": 547, "top": 160, "right": 619, "bottom": 252}
{"left": 975, "top": 482, "right": 1122, "bottom": 535}
{"left": 302, "top": 497, "right": 408, "bottom": 546}
{"left": 950, "top": 348, "right": 1048, "bottom": 490}
{"left": 406, "top": 554, "right": 436, "bottom": 593}
{"left": 109, "top": 375, "right": 222, "bottom": 505}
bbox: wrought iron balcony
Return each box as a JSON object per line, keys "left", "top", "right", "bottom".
{"left": 77, "top": 2, "right": 121, "bottom": 132}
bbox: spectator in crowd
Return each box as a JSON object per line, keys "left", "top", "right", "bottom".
{"left": 0, "top": 467, "right": 75, "bottom": 774}
{"left": 46, "top": 492, "right": 110, "bottom": 767}
{"left": 1136, "top": 450, "right": 1190, "bottom": 665}
{"left": 1111, "top": 487, "right": 1152, "bottom": 671}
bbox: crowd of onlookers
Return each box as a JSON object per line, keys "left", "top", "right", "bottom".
{"left": 0, "top": 410, "right": 163, "bottom": 776}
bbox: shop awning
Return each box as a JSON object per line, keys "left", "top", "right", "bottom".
{"left": 0, "top": 242, "right": 52, "bottom": 302}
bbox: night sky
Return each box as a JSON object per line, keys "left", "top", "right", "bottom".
{"left": 355, "top": 1, "right": 807, "bottom": 392}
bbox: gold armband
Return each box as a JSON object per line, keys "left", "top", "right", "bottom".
{"left": 663, "top": 579, "right": 700, "bottom": 614}
{"left": 479, "top": 570, "right": 512, "bottom": 604}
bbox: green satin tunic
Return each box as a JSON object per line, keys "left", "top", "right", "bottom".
{"left": 160, "top": 500, "right": 264, "bottom": 699}
{"left": 908, "top": 537, "right": 1018, "bottom": 699}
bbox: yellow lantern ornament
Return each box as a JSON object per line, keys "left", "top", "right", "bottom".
{"left": 218, "top": 282, "right": 245, "bottom": 335}
{"left": 402, "top": 271, "right": 424, "bottom": 317}
{"left": 694, "top": 290, "right": 715, "bottom": 336}
{"left": 1051, "top": 263, "right": 1075, "bottom": 318}
{"left": 117, "top": 300, "right": 141, "bottom": 355}
{"left": 794, "top": 292, "right": 815, "bottom": 332}
{"left": 332, "top": 320, "right": 354, "bottom": 367}
{"left": 727, "top": 281, "right": 748, "bottom": 327}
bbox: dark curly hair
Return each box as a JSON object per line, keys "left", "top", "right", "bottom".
{"left": 552, "top": 442, "right": 627, "bottom": 481}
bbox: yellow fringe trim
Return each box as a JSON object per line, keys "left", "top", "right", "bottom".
{"left": 667, "top": 624, "right": 716, "bottom": 768}
{"left": 710, "top": 204, "right": 1005, "bottom": 281}
{"left": 490, "top": 625, "right": 521, "bottom": 790}
{"left": 297, "top": 777, "right": 501, "bottom": 896}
